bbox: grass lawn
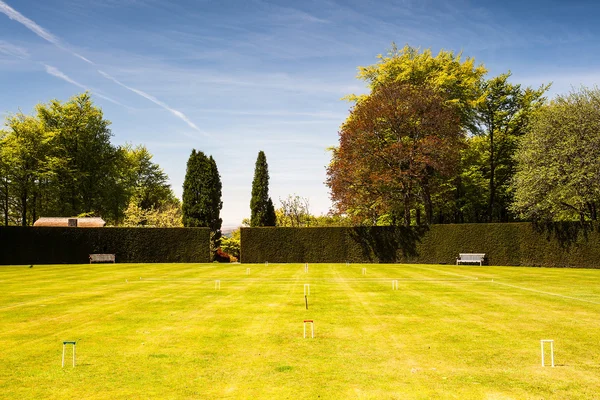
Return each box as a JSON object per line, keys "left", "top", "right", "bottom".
{"left": 1, "top": 263, "right": 599, "bottom": 399}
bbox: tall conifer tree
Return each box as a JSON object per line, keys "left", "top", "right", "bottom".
{"left": 207, "top": 155, "right": 223, "bottom": 246}
{"left": 250, "top": 151, "right": 276, "bottom": 226}
{"left": 182, "top": 150, "right": 223, "bottom": 251}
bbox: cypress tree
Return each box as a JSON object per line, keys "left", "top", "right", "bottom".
{"left": 182, "top": 150, "right": 223, "bottom": 250}
{"left": 250, "top": 151, "right": 276, "bottom": 226}
{"left": 207, "top": 155, "right": 223, "bottom": 247}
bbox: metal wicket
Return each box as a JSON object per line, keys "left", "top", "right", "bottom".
{"left": 303, "top": 320, "right": 314, "bottom": 338}
{"left": 541, "top": 340, "right": 555, "bottom": 367}
{"left": 62, "top": 341, "right": 76, "bottom": 367}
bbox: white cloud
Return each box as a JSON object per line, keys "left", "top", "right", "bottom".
{"left": 0, "top": 40, "right": 29, "bottom": 59}
{"left": 97, "top": 69, "right": 206, "bottom": 134}
{"left": 0, "top": 0, "right": 202, "bottom": 132}
{"left": 43, "top": 64, "right": 125, "bottom": 106}
{"left": 0, "top": 1, "right": 60, "bottom": 45}
{"left": 0, "top": 0, "right": 92, "bottom": 64}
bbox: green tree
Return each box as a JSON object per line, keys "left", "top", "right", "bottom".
{"left": 36, "top": 93, "right": 119, "bottom": 220}
{"left": 512, "top": 87, "right": 600, "bottom": 222}
{"left": 354, "top": 43, "right": 487, "bottom": 132}
{"left": 1, "top": 93, "right": 176, "bottom": 226}
{"left": 124, "top": 144, "right": 175, "bottom": 209}
{"left": 1, "top": 113, "right": 52, "bottom": 225}
{"left": 0, "top": 131, "right": 10, "bottom": 225}
{"left": 123, "top": 199, "right": 183, "bottom": 227}
{"left": 250, "top": 150, "right": 276, "bottom": 227}
{"left": 220, "top": 228, "right": 240, "bottom": 260}
{"left": 475, "top": 73, "right": 549, "bottom": 221}
{"left": 182, "top": 150, "right": 223, "bottom": 252}
{"left": 278, "top": 194, "right": 312, "bottom": 227}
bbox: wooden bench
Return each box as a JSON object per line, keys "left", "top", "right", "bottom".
{"left": 456, "top": 253, "right": 486, "bottom": 266}
{"left": 89, "top": 254, "right": 115, "bottom": 263}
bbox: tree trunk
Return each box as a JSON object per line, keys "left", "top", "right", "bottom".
{"left": 32, "top": 191, "right": 37, "bottom": 224}
{"left": 423, "top": 189, "right": 433, "bottom": 225}
{"left": 20, "top": 194, "right": 27, "bottom": 226}
{"left": 488, "top": 124, "right": 496, "bottom": 222}
{"left": 420, "top": 171, "right": 434, "bottom": 225}
{"left": 454, "top": 177, "right": 463, "bottom": 224}
{"left": 2, "top": 181, "right": 8, "bottom": 226}
{"left": 403, "top": 193, "right": 411, "bottom": 227}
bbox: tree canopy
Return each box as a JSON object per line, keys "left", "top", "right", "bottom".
{"left": 0, "top": 93, "right": 178, "bottom": 226}
{"left": 182, "top": 149, "right": 223, "bottom": 251}
{"left": 328, "top": 82, "right": 463, "bottom": 226}
{"left": 354, "top": 43, "right": 487, "bottom": 133}
{"left": 512, "top": 87, "right": 600, "bottom": 222}
{"left": 328, "top": 45, "right": 553, "bottom": 226}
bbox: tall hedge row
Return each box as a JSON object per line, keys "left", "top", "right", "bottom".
{"left": 0, "top": 227, "right": 210, "bottom": 265}
{"left": 240, "top": 223, "right": 600, "bottom": 268}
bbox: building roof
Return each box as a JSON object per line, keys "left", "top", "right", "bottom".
{"left": 33, "top": 217, "right": 106, "bottom": 227}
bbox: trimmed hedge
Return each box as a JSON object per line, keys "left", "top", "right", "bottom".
{"left": 240, "top": 223, "right": 600, "bottom": 268}
{"left": 0, "top": 226, "right": 210, "bottom": 265}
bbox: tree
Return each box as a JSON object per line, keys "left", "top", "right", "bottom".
{"left": 354, "top": 43, "right": 487, "bottom": 133}
{"left": 123, "top": 199, "right": 183, "bottom": 227}
{"left": 1, "top": 113, "right": 51, "bottom": 225}
{"left": 220, "top": 228, "right": 240, "bottom": 260}
{"left": 475, "top": 73, "right": 549, "bottom": 222}
{"left": 250, "top": 151, "right": 276, "bottom": 226}
{"left": 110, "top": 144, "right": 178, "bottom": 225}
{"left": 0, "top": 92, "right": 176, "bottom": 226}
{"left": 182, "top": 150, "right": 223, "bottom": 252}
{"left": 36, "top": 93, "right": 119, "bottom": 220}
{"left": 512, "top": 87, "right": 600, "bottom": 222}
{"left": 0, "top": 131, "right": 10, "bottom": 225}
{"left": 328, "top": 44, "right": 486, "bottom": 225}
{"left": 278, "top": 194, "right": 311, "bottom": 227}
{"left": 327, "top": 82, "right": 463, "bottom": 226}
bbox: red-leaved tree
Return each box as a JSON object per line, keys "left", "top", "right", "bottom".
{"left": 326, "top": 82, "right": 464, "bottom": 226}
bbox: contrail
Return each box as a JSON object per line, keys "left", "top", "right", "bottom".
{"left": 0, "top": 0, "right": 92, "bottom": 64}
{"left": 44, "top": 64, "right": 125, "bottom": 106}
{"left": 0, "top": 0, "right": 201, "bottom": 131}
{"left": 98, "top": 70, "right": 203, "bottom": 133}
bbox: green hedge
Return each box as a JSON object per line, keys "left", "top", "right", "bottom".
{"left": 240, "top": 223, "right": 600, "bottom": 268}
{"left": 0, "top": 227, "right": 210, "bottom": 265}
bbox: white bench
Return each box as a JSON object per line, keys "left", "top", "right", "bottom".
{"left": 89, "top": 254, "right": 115, "bottom": 263}
{"left": 456, "top": 253, "right": 486, "bottom": 266}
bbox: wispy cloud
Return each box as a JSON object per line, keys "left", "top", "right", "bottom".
{"left": 0, "top": 1, "right": 60, "bottom": 45}
{"left": 44, "top": 64, "right": 125, "bottom": 106}
{"left": 0, "top": 0, "right": 92, "bottom": 63}
{"left": 0, "top": 40, "right": 29, "bottom": 59}
{"left": 0, "top": 0, "right": 201, "bottom": 132}
{"left": 97, "top": 69, "right": 204, "bottom": 134}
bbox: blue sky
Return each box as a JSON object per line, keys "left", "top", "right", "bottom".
{"left": 1, "top": 0, "right": 599, "bottom": 229}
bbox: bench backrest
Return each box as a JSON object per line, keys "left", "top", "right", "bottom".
{"left": 90, "top": 254, "right": 115, "bottom": 262}
{"left": 458, "top": 253, "right": 486, "bottom": 261}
